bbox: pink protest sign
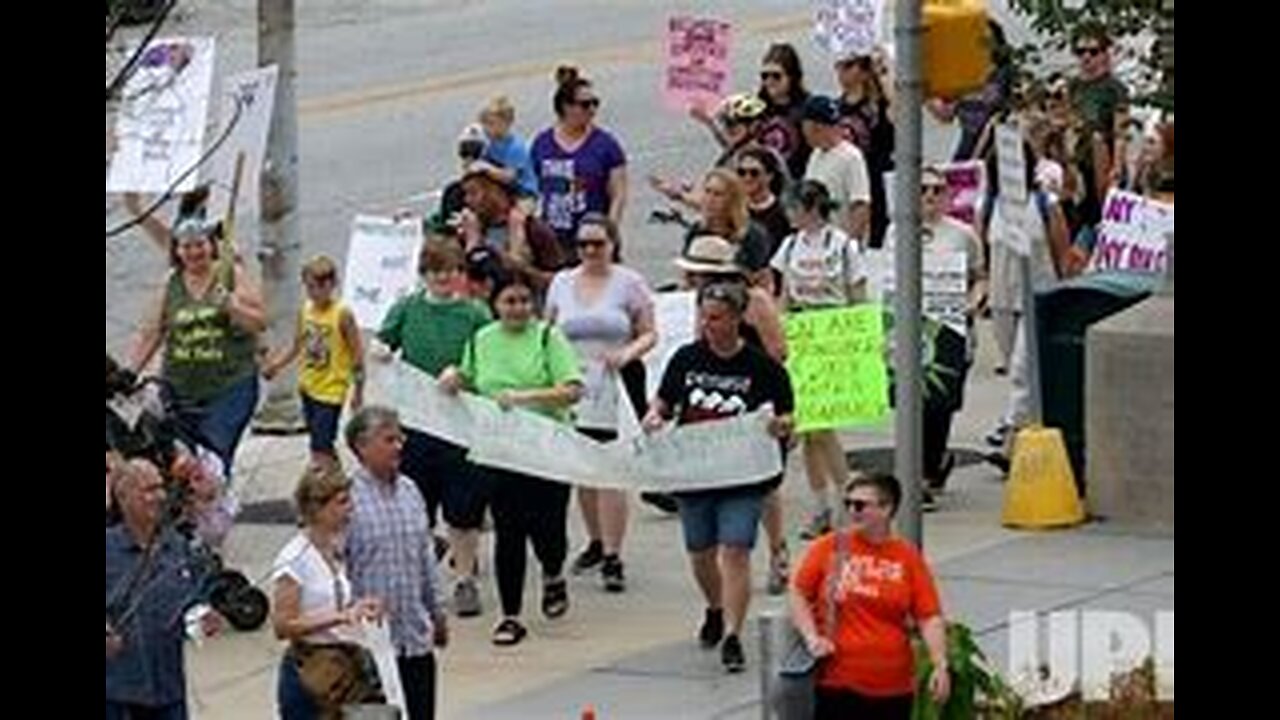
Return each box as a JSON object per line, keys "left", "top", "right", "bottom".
{"left": 664, "top": 16, "right": 732, "bottom": 112}
{"left": 941, "top": 161, "right": 985, "bottom": 226}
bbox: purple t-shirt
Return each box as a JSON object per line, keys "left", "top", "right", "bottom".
{"left": 531, "top": 127, "right": 627, "bottom": 244}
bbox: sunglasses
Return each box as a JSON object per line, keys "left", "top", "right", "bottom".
{"left": 578, "top": 238, "right": 607, "bottom": 248}
{"left": 736, "top": 167, "right": 764, "bottom": 179}
{"left": 760, "top": 71, "right": 784, "bottom": 82}
{"left": 574, "top": 98, "right": 601, "bottom": 110}
{"left": 1074, "top": 46, "right": 1103, "bottom": 57}
{"left": 922, "top": 185, "right": 946, "bottom": 196}
{"left": 844, "top": 498, "right": 880, "bottom": 513}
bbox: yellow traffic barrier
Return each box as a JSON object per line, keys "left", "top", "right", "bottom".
{"left": 1001, "top": 425, "right": 1085, "bottom": 529}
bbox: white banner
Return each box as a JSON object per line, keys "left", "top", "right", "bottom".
{"left": 205, "top": 65, "right": 279, "bottom": 238}
{"left": 342, "top": 215, "right": 424, "bottom": 331}
{"left": 107, "top": 37, "right": 217, "bottom": 194}
{"left": 865, "top": 250, "right": 968, "bottom": 335}
{"left": 364, "top": 360, "right": 473, "bottom": 447}
{"left": 367, "top": 360, "right": 783, "bottom": 491}
{"left": 646, "top": 291, "right": 697, "bottom": 397}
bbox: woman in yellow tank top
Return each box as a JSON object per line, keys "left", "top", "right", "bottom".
{"left": 264, "top": 256, "right": 365, "bottom": 465}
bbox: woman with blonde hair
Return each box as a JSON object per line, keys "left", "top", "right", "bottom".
{"left": 272, "top": 463, "right": 384, "bottom": 719}
{"left": 683, "top": 168, "right": 775, "bottom": 292}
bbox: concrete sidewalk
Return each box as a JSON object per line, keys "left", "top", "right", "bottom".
{"left": 182, "top": 318, "right": 1174, "bottom": 719}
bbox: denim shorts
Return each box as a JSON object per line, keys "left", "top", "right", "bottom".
{"left": 300, "top": 394, "right": 342, "bottom": 453}
{"left": 677, "top": 489, "right": 766, "bottom": 552}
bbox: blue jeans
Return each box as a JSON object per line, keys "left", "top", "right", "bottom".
{"left": 179, "top": 376, "right": 260, "bottom": 471}
{"left": 105, "top": 700, "right": 188, "bottom": 720}
{"left": 276, "top": 653, "right": 318, "bottom": 720}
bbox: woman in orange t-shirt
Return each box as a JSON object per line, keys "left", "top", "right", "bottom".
{"left": 789, "top": 472, "right": 951, "bottom": 719}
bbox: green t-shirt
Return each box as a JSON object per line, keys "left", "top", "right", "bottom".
{"left": 378, "top": 291, "right": 491, "bottom": 376}
{"left": 1070, "top": 74, "right": 1129, "bottom": 166}
{"left": 162, "top": 273, "right": 258, "bottom": 404}
{"left": 460, "top": 320, "right": 583, "bottom": 422}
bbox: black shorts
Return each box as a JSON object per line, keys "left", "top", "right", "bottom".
{"left": 402, "top": 429, "right": 491, "bottom": 530}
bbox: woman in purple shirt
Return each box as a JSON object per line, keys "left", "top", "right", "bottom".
{"left": 531, "top": 65, "right": 629, "bottom": 261}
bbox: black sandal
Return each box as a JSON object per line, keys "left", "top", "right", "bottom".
{"left": 542, "top": 578, "right": 569, "bottom": 619}
{"left": 492, "top": 618, "right": 527, "bottom": 646}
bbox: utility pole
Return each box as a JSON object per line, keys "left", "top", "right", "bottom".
{"left": 893, "top": 0, "right": 924, "bottom": 546}
{"left": 253, "top": 0, "right": 304, "bottom": 433}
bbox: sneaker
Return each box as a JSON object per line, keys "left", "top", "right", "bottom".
{"left": 928, "top": 451, "right": 957, "bottom": 492}
{"left": 454, "top": 579, "right": 482, "bottom": 618}
{"left": 922, "top": 489, "right": 939, "bottom": 513}
{"left": 542, "top": 577, "right": 569, "bottom": 619}
{"left": 601, "top": 555, "right": 626, "bottom": 593}
{"left": 640, "top": 491, "right": 679, "bottom": 514}
{"left": 985, "top": 424, "right": 1010, "bottom": 448}
{"left": 721, "top": 634, "right": 746, "bottom": 673}
{"left": 570, "top": 540, "right": 604, "bottom": 575}
{"left": 767, "top": 545, "right": 790, "bottom": 596}
{"left": 698, "top": 607, "right": 725, "bottom": 649}
{"left": 492, "top": 617, "right": 527, "bottom": 647}
{"left": 984, "top": 451, "right": 1011, "bottom": 474}
{"left": 799, "top": 509, "right": 832, "bottom": 541}
{"left": 432, "top": 534, "right": 451, "bottom": 563}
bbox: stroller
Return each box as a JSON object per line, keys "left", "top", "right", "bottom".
{"left": 106, "top": 354, "right": 270, "bottom": 632}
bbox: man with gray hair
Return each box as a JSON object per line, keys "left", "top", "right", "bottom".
{"left": 106, "top": 459, "right": 223, "bottom": 719}
{"left": 344, "top": 406, "right": 448, "bottom": 720}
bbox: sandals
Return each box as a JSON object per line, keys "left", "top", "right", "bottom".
{"left": 542, "top": 578, "right": 569, "bottom": 619}
{"left": 492, "top": 618, "right": 527, "bottom": 647}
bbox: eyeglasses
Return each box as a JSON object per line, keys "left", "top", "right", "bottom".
{"left": 844, "top": 498, "right": 880, "bottom": 513}
{"left": 760, "top": 71, "right": 784, "bottom": 82}
{"left": 736, "top": 167, "right": 763, "bottom": 179}
{"left": 1074, "top": 45, "right": 1103, "bottom": 58}
{"left": 574, "top": 98, "right": 601, "bottom": 110}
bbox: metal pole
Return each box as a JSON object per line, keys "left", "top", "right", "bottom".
{"left": 253, "top": 0, "right": 304, "bottom": 433}
{"left": 893, "top": 0, "right": 924, "bottom": 547}
{"left": 1020, "top": 252, "right": 1043, "bottom": 424}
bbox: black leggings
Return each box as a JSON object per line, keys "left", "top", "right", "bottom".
{"left": 815, "top": 688, "right": 913, "bottom": 720}
{"left": 488, "top": 468, "right": 572, "bottom": 617}
{"left": 923, "top": 399, "right": 955, "bottom": 482}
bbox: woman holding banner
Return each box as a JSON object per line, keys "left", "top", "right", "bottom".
{"left": 438, "top": 271, "right": 584, "bottom": 647}
{"left": 674, "top": 236, "right": 791, "bottom": 595}
{"left": 642, "top": 281, "right": 795, "bottom": 674}
{"left": 771, "top": 179, "right": 866, "bottom": 538}
{"left": 546, "top": 213, "right": 657, "bottom": 593}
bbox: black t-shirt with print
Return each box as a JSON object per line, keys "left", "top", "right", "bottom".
{"left": 657, "top": 339, "right": 794, "bottom": 495}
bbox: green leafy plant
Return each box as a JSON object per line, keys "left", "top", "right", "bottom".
{"left": 912, "top": 622, "right": 1024, "bottom": 720}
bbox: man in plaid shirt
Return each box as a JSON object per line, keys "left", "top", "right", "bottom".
{"left": 345, "top": 406, "right": 448, "bottom": 720}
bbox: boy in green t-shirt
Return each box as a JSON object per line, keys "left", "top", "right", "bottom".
{"left": 376, "top": 237, "right": 492, "bottom": 618}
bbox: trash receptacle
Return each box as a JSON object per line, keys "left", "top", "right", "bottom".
{"left": 1035, "top": 272, "right": 1157, "bottom": 494}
